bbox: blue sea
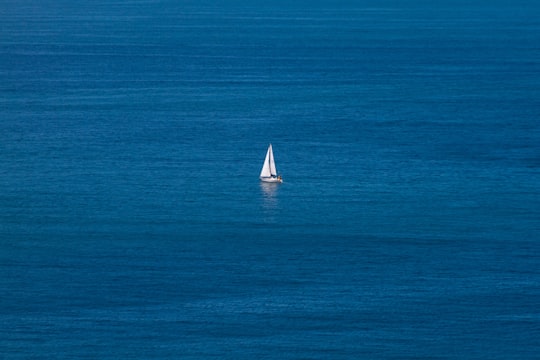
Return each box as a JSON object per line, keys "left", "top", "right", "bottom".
{"left": 1, "top": 0, "right": 539, "bottom": 358}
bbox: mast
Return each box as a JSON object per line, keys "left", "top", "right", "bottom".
{"left": 269, "top": 144, "right": 277, "bottom": 176}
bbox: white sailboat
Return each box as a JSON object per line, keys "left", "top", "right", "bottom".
{"left": 260, "top": 144, "right": 283, "bottom": 183}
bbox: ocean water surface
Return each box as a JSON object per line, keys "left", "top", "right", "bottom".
{"left": 1, "top": 0, "right": 539, "bottom": 358}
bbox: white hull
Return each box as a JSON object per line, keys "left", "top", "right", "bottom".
{"left": 260, "top": 176, "right": 282, "bottom": 183}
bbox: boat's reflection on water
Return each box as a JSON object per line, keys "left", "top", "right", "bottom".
{"left": 260, "top": 181, "right": 279, "bottom": 212}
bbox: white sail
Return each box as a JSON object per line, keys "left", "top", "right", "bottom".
{"left": 260, "top": 144, "right": 281, "bottom": 182}
{"left": 260, "top": 144, "right": 274, "bottom": 177}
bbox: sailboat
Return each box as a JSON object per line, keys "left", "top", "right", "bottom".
{"left": 260, "top": 144, "right": 283, "bottom": 183}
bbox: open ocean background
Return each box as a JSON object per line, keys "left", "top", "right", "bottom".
{"left": 1, "top": 0, "right": 539, "bottom": 358}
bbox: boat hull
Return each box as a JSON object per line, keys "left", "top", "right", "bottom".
{"left": 260, "top": 176, "right": 283, "bottom": 183}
